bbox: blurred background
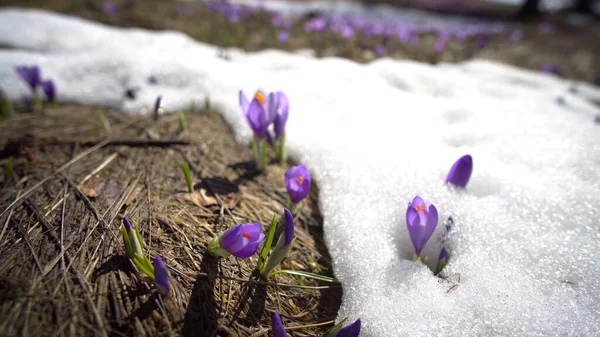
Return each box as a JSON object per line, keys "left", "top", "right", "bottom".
{"left": 2, "top": 0, "right": 598, "bottom": 83}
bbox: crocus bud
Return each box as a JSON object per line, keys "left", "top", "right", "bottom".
{"left": 208, "top": 223, "right": 265, "bottom": 258}
{"left": 445, "top": 155, "right": 473, "bottom": 188}
{"left": 247, "top": 97, "right": 269, "bottom": 139}
{"left": 122, "top": 217, "right": 143, "bottom": 259}
{"left": 271, "top": 312, "right": 287, "bottom": 337}
{"left": 154, "top": 96, "right": 164, "bottom": 119}
{"left": 406, "top": 196, "right": 438, "bottom": 257}
{"left": 285, "top": 164, "right": 311, "bottom": 204}
{"left": 153, "top": 256, "right": 171, "bottom": 295}
{"left": 261, "top": 208, "right": 295, "bottom": 279}
{"left": 328, "top": 318, "right": 361, "bottom": 337}
{"left": 41, "top": 80, "right": 56, "bottom": 102}
{"left": 270, "top": 91, "right": 289, "bottom": 139}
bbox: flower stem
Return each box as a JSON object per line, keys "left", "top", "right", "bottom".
{"left": 276, "top": 134, "right": 287, "bottom": 163}
{"left": 253, "top": 136, "right": 266, "bottom": 171}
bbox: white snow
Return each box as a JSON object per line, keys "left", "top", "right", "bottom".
{"left": 1, "top": 9, "right": 600, "bottom": 336}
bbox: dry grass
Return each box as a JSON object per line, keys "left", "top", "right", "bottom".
{"left": 0, "top": 103, "right": 341, "bottom": 336}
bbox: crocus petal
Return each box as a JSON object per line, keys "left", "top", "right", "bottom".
{"left": 439, "top": 247, "right": 448, "bottom": 263}
{"left": 266, "top": 130, "right": 275, "bottom": 146}
{"left": 283, "top": 208, "right": 294, "bottom": 246}
{"left": 219, "top": 223, "right": 265, "bottom": 258}
{"left": 41, "top": 80, "right": 56, "bottom": 102}
{"left": 153, "top": 256, "right": 171, "bottom": 295}
{"left": 247, "top": 98, "right": 268, "bottom": 138}
{"left": 337, "top": 318, "right": 361, "bottom": 337}
{"left": 233, "top": 232, "right": 265, "bottom": 258}
{"left": 273, "top": 91, "right": 289, "bottom": 138}
{"left": 445, "top": 154, "right": 473, "bottom": 187}
{"left": 410, "top": 195, "right": 425, "bottom": 208}
{"left": 425, "top": 203, "right": 439, "bottom": 243}
{"left": 239, "top": 90, "right": 249, "bottom": 118}
{"left": 271, "top": 312, "right": 287, "bottom": 337}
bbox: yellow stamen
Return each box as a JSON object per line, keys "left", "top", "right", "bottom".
{"left": 242, "top": 233, "right": 251, "bottom": 239}
{"left": 254, "top": 91, "right": 265, "bottom": 105}
{"left": 297, "top": 176, "right": 304, "bottom": 184}
{"left": 416, "top": 205, "right": 425, "bottom": 212}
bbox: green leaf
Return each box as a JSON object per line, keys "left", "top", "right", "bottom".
{"left": 3, "top": 161, "right": 13, "bottom": 185}
{"left": 270, "top": 269, "right": 340, "bottom": 283}
{"left": 259, "top": 214, "right": 278, "bottom": 272}
{"left": 178, "top": 111, "right": 188, "bottom": 131}
{"left": 325, "top": 317, "right": 349, "bottom": 337}
{"left": 122, "top": 224, "right": 133, "bottom": 259}
{"left": 181, "top": 161, "right": 194, "bottom": 193}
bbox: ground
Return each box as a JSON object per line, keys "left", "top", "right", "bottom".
{"left": 1, "top": 0, "right": 599, "bottom": 83}
{"left": 0, "top": 102, "right": 341, "bottom": 336}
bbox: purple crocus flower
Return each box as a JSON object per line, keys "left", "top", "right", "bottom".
{"left": 539, "top": 22, "right": 554, "bottom": 33}
{"left": 15, "top": 65, "right": 41, "bottom": 91}
{"left": 270, "top": 91, "right": 289, "bottom": 139}
{"left": 219, "top": 223, "right": 265, "bottom": 258}
{"left": 337, "top": 318, "right": 361, "bottom": 337}
{"left": 406, "top": 196, "right": 438, "bottom": 256}
{"left": 240, "top": 90, "right": 271, "bottom": 126}
{"left": 41, "top": 80, "right": 56, "bottom": 102}
{"left": 285, "top": 164, "right": 311, "bottom": 203}
{"left": 153, "top": 256, "right": 171, "bottom": 295}
{"left": 375, "top": 45, "right": 386, "bottom": 57}
{"left": 445, "top": 154, "right": 473, "bottom": 188}
{"left": 541, "top": 64, "right": 562, "bottom": 77}
{"left": 435, "top": 35, "right": 448, "bottom": 54}
{"left": 278, "top": 31, "right": 289, "bottom": 43}
{"left": 103, "top": 2, "right": 117, "bottom": 15}
{"left": 266, "top": 130, "right": 275, "bottom": 146}
{"left": 271, "top": 312, "right": 287, "bottom": 337}
{"left": 247, "top": 97, "right": 270, "bottom": 139}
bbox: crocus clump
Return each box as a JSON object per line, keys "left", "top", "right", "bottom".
{"left": 260, "top": 208, "right": 295, "bottom": 279}
{"left": 239, "top": 89, "right": 290, "bottom": 167}
{"left": 285, "top": 164, "right": 311, "bottom": 206}
{"left": 271, "top": 312, "right": 287, "bottom": 337}
{"left": 208, "top": 223, "right": 265, "bottom": 258}
{"left": 153, "top": 256, "right": 171, "bottom": 295}
{"left": 445, "top": 154, "right": 473, "bottom": 188}
{"left": 406, "top": 196, "right": 438, "bottom": 258}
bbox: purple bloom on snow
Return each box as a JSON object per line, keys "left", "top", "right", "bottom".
{"left": 41, "top": 80, "right": 56, "bottom": 102}
{"left": 337, "top": 318, "right": 361, "bottom": 337}
{"left": 285, "top": 164, "right": 311, "bottom": 204}
{"left": 445, "top": 154, "right": 473, "bottom": 188}
{"left": 271, "top": 312, "right": 287, "bottom": 337}
{"left": 439, "top": 247, "right": 448, "bottom": 264}
{"left": 278, "top": 31, "right": 289, "bottom": 43}
{"left": 220, "top": 223, "right": 265, "bottom": 258}
{"left": 153, "top": 256, "right": 171, "bottom": 295}
{"left": 15, "top": 65, "right": 41, "bottom": 91}
{"left": 406, "top": 196, "right": 438, "bottom": 256}
{"left": 270, "top": 91, "right": 289, "bottom": 139}
{"left": 542, "top": 64, "right": 562, "bottom": 76}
